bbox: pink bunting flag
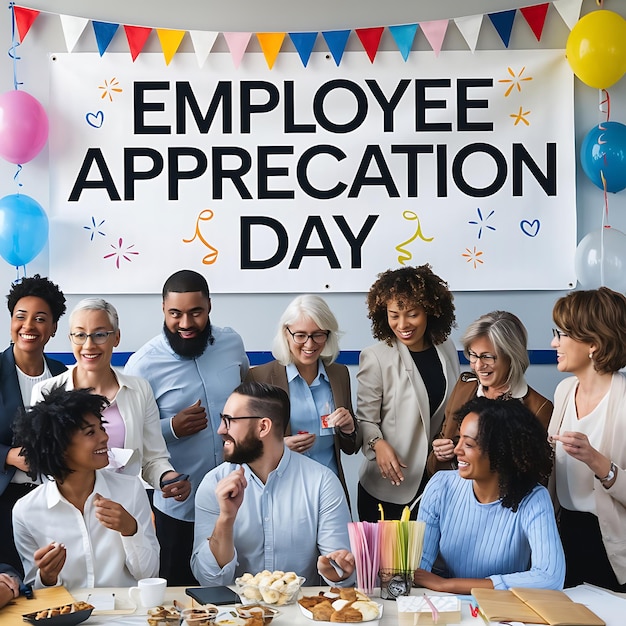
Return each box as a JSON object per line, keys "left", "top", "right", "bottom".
{"left": 420, "top": 19, "right": 449, "bottom": 56}
{"left": 224, "top": 32, "right": 252, "bottom": 68}
{"left": 13, "top": 6, "right": 39, "bottom": 42}
{"left": 355, "top": 27, "right": 384, "bottom": 63}
{"left": 124, "top": 25, "right": 152, "bottom": 62}
{"left": 520, "top": 4, "right": 550, "bottom": 41}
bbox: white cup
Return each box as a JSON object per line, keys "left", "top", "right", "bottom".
{"left": 129, "top": 577, "right": 167, "bottom": 608}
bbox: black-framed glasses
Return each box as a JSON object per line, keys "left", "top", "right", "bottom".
{"left": 285, "top": 327, "right": 330, "bottom": 344}
{"left": 219, "top": 414, "right": 263, "bottom": 430}
{"left": 467, "top": 350, "right": 497, "bottom": 366}
{"left": 552, "top": 328, "right": 568, "bottom": 340}
{"left": 69, "top": 331, "right": 116, "bottom": 345}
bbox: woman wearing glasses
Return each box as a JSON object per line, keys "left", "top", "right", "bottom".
{"left": 427, "top": 311, "right": 552, "bottom": 475}
{"left": 357, "top": 265, "right": 459, "bottom": 522}
{"left": 31, "top": 298, "right": 191, "bottom": 501}
{"left": 549, "top": 287, "right": 626, "bottom": 592}
{"left": 246, "top": 295, "right": 357, "bottom": 500}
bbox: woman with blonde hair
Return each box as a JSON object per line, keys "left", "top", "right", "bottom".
{"left": 428, "top": 311, "right": 552, "bottom": 475}
{"left": 549, "top": 287, "right": 626, "bottom": 592}
{"left": 247, "top": 294, "right": 357, "bottom": 500}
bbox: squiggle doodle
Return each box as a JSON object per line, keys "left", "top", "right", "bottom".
{"left": 183, "top": 209, "right": 219, "bottom": 265}
{"left": 395, "top": 211, "right": 434, "bottom": 265}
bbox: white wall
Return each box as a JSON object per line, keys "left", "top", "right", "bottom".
{"left": 2, "top": 0, "right": 626, "bottom": 514}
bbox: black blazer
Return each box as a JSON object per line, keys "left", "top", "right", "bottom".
{"left": 0, "top": 346, "right": 66, "bottom": 494}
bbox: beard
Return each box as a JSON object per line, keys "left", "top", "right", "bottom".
{"left": 163, "top": 321, "right": 213, "bottom": 358}
{"left": 223, "top": 431, "right": 264, "bottom": 465}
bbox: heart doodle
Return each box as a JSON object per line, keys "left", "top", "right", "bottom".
{"left": 86, "top": 111, "right": 104, "bottom": 128}
{"left": 520, "top": 219, "right": 540, "bottom": 237}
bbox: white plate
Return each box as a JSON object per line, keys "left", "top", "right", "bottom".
{"left": 297, "top": 600, "right": 383, "bottom": 623}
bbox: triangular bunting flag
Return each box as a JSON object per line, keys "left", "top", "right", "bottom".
{"left": 355, "top": 27, "right": 384, "bottom": 63}
{"left": 156, "top": 28, "right": 185, "bottom": 65}
{"left": 189, "top": 30, "right": 218, "bottom": 67}
{"left": 454, "top": 14, "right": 483, "bottom": 52}
{"left": 60, "top": 15, "right": 89, "bottom": 52}
{"left": 488, "top": 9, "right": 516, "bottom": 47}
{"left": 389, "top": 24, "right": 418, "bottom": 61}
{"left": 520, "top": 4, "right": 550, "bottom": 41}
{"left": 289, "top": 32, "right": 317, "bottom": 67}
{"left": 13, "top": 6, "right": 39, "bottom": 42}
{"left": 257, "top": 32, "right": 285, "bottom": 69}
{"left": 420, "top": 20, "right": 449, "bottom": 57}
{"left": 224, "top": 32, "right": 252, "bottom": 68}
{"left": 92, "top": 21, "right": 119, "bottom": 56}
{"left": 124, "top": 25, "right": 152, "bottom": 62}
{"left": 322, "top": 30, "right": 350, "bottom": 66}
{"left": 552, "top": 0, "right": 584, "bottom": 30}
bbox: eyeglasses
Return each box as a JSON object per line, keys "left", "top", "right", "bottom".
{"left": 467, "top": 350, "right": 497, "bottom": 365}
{"left": 69, "top": 331, "right": 116, "bottom": 345}
{"left": 219, "top": 414, "right": 263, "bottom": 430}
{"left": 552, "top": 328, "right": 568, "bottom": 340}
{"left": 285, "top": 327, "right": 330, "bottom": 345}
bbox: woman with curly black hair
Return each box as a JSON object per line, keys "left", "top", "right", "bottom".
{"left": 356, "top": 264, "right": 459, "bottom": 521}
{"left": 414, "top": 397, "right": 565, "bottom": 594}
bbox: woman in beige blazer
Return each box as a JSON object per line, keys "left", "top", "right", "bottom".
{"left": 246, "top": 295, "right": 357, "bottom": 502}
{"left": 357, "top": 265, "right": 459, "bottom": 522}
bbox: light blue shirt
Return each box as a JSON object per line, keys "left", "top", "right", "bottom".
{"left": 286, "top": 361, "right": 337, "bottom": 475}
{"left": 124, "top": 326, "right": 249, "bottom": 521}
{"left": 418, "top": 471, "right": 565, "bottom": 590}
{"left": 191, "top": 446, "right": 355, "bottom": 587}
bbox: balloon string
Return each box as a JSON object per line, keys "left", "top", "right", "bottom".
{"left": 7, "top": 2, "right": 21, "bottom": 90}
{"left": 598, "top": 89, "right": 610, "bottom": 129}
{"left": 13, "top": 164, "right": 23, "bottom": 189}
{"left": 601, "top": 171, "right": 609, "bottom": 226}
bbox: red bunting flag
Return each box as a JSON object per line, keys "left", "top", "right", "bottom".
{"left": 124, "top": 25, "right": 152, "bottom": 61}
{"left": 355, "top": 27, "right": 384, "bottom": 63}
{"left": 520, "top": 4, "right": 550, "bottom": 41}
{"left": 13, "top": 6, "right": 40, "bottom": 42}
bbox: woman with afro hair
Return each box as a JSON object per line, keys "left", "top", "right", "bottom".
{"left": 414, "top": 396, "right": 565, "bottom": 593}
{"left": 356, "top": 264, "right": 459, "bottom": 521}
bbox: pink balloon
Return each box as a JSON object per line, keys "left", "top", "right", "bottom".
{"left": 0, "top": 90, "right": 49, "bottom": 164}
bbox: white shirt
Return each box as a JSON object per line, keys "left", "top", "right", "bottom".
{"left": 12, "top": 470, "right": 160, "bottom": 589}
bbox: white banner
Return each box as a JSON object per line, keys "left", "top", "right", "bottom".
{"left": 49, "top": 51, "right": 576, "bottom": 293}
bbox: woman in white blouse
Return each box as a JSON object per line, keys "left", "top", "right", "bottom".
{"left": 549, "top": 287, "right": 626, "bottom": 592}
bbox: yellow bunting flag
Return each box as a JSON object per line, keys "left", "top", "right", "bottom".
{"left": 156, "top": 28, "right": 186, "bottom": 65}
{"left": 256, "top": 32, "right": 286, "bottom": 69}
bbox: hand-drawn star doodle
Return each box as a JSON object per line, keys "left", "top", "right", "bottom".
{"left": 498, "top": 66, "right": 533, "bottom": 97}
{"left": 510, "top": 107, "right": 531, "bottom": 126}
{"left": 103, "top": 238, "right": 139, "bottom": 269}
{"left": 468, "top": 208, "right": 496, "bottom": 239}
{"left": 462, "top": 246, "right": 484, "bottom": 269}
{"left": 99, "top": 77, "right": 123, "bottom": 102}
{"left": 83, "top": 216, "right": 106, "bottom": 241}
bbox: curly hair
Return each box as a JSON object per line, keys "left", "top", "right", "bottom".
{"left": 552, "top": 287, "right": 626, "bottom": 374}
{"left": 366, "top": 265, "right": 455, "bottom": 345}
{"left": 454, "top": 396, "right": 552, "bottom": 511}
{"left": 12, "top": 386, "right": 109, "bottom": 483}
{"left": 6, "top": 274, "right": 66, "bottom": 322}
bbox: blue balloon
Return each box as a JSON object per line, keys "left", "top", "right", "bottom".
{"left": 580, "top": 121, "right": 626, "bottom": 193}
{"left": 0, "top": 194, "right": 48, "bottom": 267}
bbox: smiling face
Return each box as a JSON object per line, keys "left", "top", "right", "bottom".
{"left": 468, "top": 335, "right": 509, "bottom": 393}
{"left": 551, "top": 329, "right": 595, "bottom": 376}
{"left": 70, "top": 308, "right": 119, "bottom": 374}
{"left": 10, "top": 296, "right": 57, "bottom": 361}
{"left": 386, "top": 299, "right": 428, "bottom": 351}
{"left": 286, "top": 315, "right": 326, "bottom": 371}
{"left": 163, "top": 291, "right": 212, "bottom": 358}
{"left": 218, "top": 393, "right": 264, "bottom": 465}
{"left": 454, "top": 412, "right": 493, "bottom": 483}
{"left": 64, "top": 412, "right": 110, "bottom": 473}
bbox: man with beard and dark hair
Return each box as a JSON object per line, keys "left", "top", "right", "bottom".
{"left": 125, "top": 270, "right": 249, "bottom": 585}
{"left": 191, "top": 381, "right": 355, "bottom": 587}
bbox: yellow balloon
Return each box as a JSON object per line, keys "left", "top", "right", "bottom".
{"left": 566, "top": 10, "right": 626, "bottom": 89}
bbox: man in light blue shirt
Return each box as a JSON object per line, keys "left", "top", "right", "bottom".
{"left": 125, "top": 270, "right": 249, "bottom": 585}
{"left": 192, "top": 381, "right": 355, "bottom": 587}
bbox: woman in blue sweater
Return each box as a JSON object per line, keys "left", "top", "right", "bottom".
{"left": 415, "top": 397, "right": 565, "bottom": 594}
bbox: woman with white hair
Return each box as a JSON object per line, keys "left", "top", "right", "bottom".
{"left": 31, "top": 298, "right": 191, "bottom": 501}
{"left": 427, "top": 310, "right": 552, "bottom": 475}
{"left": 246, "top": 295, "right": 357, "bottom": 499}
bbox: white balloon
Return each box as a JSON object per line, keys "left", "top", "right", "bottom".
{"left": 575, "top": 227, "right": 626, "bottom": 292}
